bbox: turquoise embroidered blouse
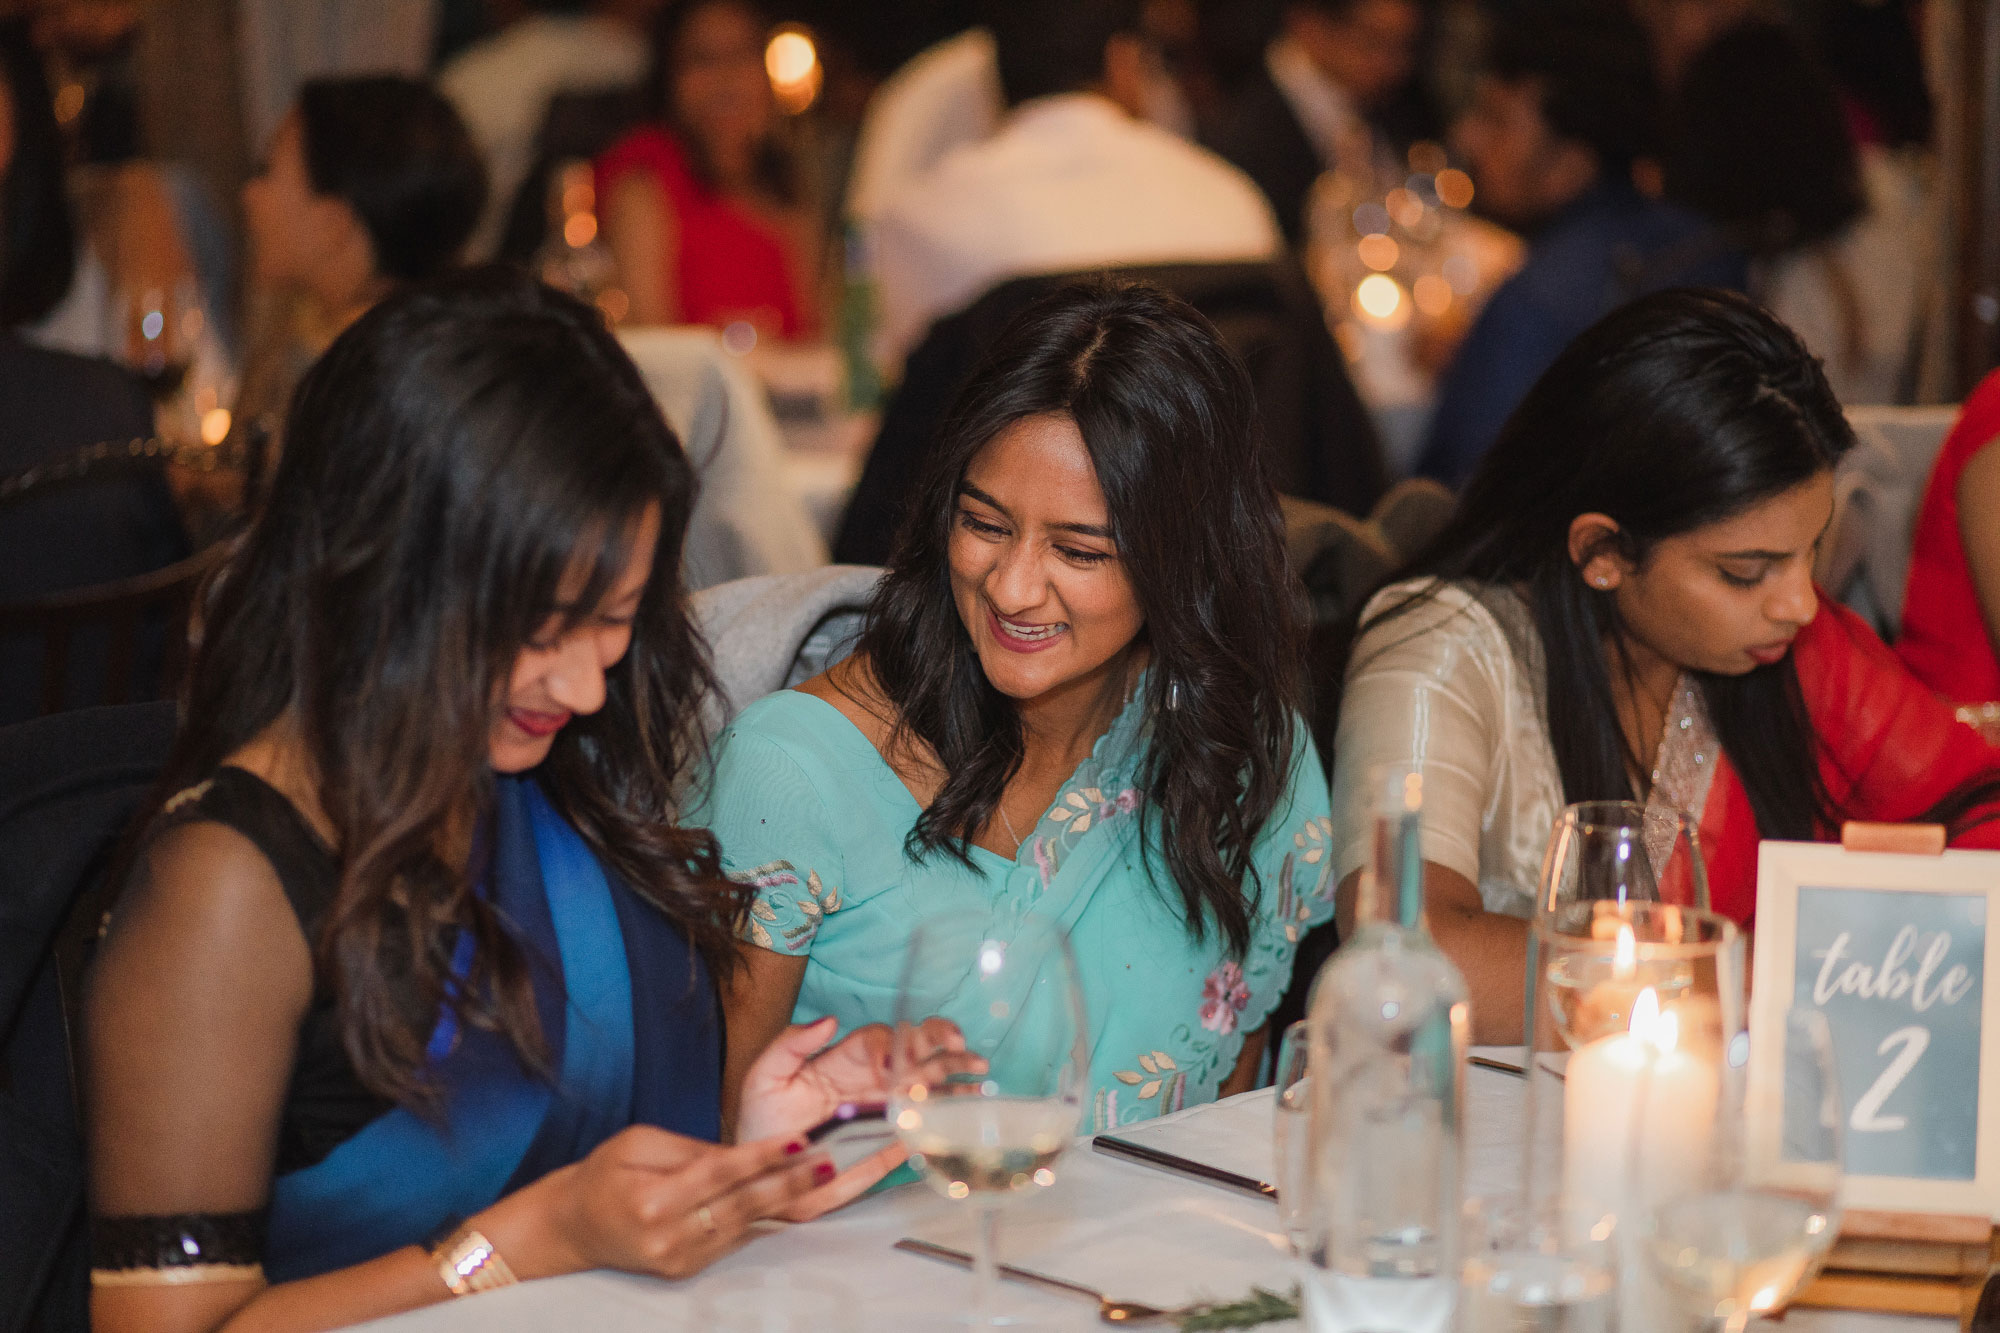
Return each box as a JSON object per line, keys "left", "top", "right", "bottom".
{"left": 695, "top": 681, "right": 1336, "bottom": 1130}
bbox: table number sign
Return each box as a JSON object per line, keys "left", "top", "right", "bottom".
{"left": 1750, "top": 835, "right": 2000, "bottom": 1216}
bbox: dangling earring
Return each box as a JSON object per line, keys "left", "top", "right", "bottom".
{"left": 1167, "top": 679, "right": 1181, "bottom": 711}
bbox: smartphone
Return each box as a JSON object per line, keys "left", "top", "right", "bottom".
{"left": 804, "top": 1101, "right": 899, "bottom": 1173}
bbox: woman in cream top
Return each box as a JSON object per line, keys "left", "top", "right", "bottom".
{"left": 1328, "top": 290, "right": 2000, "bottom": 1043}
{"left": 1331, "top": 580, "right": 1562, "bottom": 922}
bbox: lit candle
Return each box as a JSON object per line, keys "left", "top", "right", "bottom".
{"left": 1562, "top": 988, "right": 1718, "bottom": 1333}
{"left": 1546, "top": 925, "right": 1695, "bottom": 1047}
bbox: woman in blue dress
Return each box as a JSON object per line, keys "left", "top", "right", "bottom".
{"left": 703, "top": 282, "right": 1337, "bottom": 1131}
{"left": 84, "top": 272, "right": 962, "bottom": 1331}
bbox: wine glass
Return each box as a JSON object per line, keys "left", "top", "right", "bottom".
{"left": 1534, "top": 802, "right": 1712, "bottom": 1052}
{"left": 1273, "top": 1019, "right": 1314, "bottom": 1255}
{"left": 1640, "top": 1008, "right": 1844, "bottom": 1333}
{"left": 889, "top": 914, "right": 1089, "bottom": 1326}
{"left": 116, "top": 278, "right": 199, "bottom": 401}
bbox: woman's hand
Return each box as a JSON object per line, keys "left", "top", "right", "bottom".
{"left": 735, "top": 1016, "right": 983, "bottom": 1218}
{"left": 484, "top": 1124, "right": 832, "bottom": 1282}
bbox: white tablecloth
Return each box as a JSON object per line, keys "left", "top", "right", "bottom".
{"left": 354, "top": 1054, "right": 1950, "bottom": 1332}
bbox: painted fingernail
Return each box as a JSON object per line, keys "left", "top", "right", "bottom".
{"left": 786, "top": 1139, "right": 807, "bottom": 1156}
{"left": 814, "top": 1161, "right": 836, "bottom": 1185}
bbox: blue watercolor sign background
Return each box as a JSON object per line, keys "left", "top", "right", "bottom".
{"left": 1790, "top": 886, "right": 1984, "bottom": 1180}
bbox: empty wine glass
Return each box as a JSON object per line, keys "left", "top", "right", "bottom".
{"left": 1273, "top": 1019, "right": 1314, "bottom": 1255}
{"left": 1640, "top": 1008, "right": 1844, "bottom": 1333}
{"left": 889, "top": 914, "right": 1089, "bottom": 1327}
{"left": 1459, "top": 1195, "right": 1617, "bottom": 1333}
{"left": 1533, "top": 802, "right": 1713, "bottom": 1052}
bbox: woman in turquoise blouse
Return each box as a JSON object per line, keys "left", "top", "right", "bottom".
{"left": 700, "top": 282, "right": 1336, "bottom": 1130}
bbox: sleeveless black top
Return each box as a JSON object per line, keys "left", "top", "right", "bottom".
{"left": 152, "top": 767, "right": 392, "bottom": 1172}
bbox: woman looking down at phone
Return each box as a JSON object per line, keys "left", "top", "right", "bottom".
{"left": 84, "top": 271, "right": 964, "bottom": 1333}
{"left": 698, "top": 281, "right": 1337, "bottom": 1132}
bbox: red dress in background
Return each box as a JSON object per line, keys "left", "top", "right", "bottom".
{"left": 1703, "top": 597, "right": 2000, "bottom": 925}
{"left": 1895, "top": 368, "right": 2000, "bottom": 703}
{"left": 594, "top": 127, "right": 808, "bottom": 339}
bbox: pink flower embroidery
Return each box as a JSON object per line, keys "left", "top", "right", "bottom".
{"left": 1199, "top": 960, "right": 1251, "bottom": 1035}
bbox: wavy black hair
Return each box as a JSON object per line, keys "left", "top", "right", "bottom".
{"left": 857, "top": 280, "right": 1303, "bottom": 957}
{"left": 149, "top": 269, "right": 740, "bottom": 1108}
{"left": 1371, "top": 288, "right": 1849, "bottom": 841}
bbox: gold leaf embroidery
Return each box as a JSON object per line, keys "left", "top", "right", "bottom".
{"left": 1294, "top": 831, "right": 1306, "bottom": 848}
{"left": 806, "top": 870, "right": 824, "bottom": 897}
{"left": 1285, "top": 925, "right": 1300, "bottom": 942}
{"left": 1083, "top": 787, "right": 1103, "bottom": 804}
{"left": 1071, "top": 814, "right": 1091, "bottom": 834}
{"left": 798, "top": 898, "right": 822, "bottom": 917}
{"left": 1139, "top": 1079, "right": 1162, "bottom": 1100}
{"left": 1066, "top": 793, "right": 1090, "bottom": 809}
{"left": 749, "top": 920, "right": 774, "bottom": 950}
{"left": 822, "top": 888, "right": 842, "bottom": 911}
{"left": 1049, "top": 806, "right": 1074, "bottom": 822}
{"left": 1153, "top": 1052, "right": 1176, "bottom": 1071}
{"left": 1303, "top": 848, "right": 1323, "bottom": 864}
{"left": 1139, "top": 1054, "right": 1158, "bottom": 1074}
{"left": 1113, "top": 1070, "right": 1144, "bottom": 1085}
{"left": 750, "top": 900, "right": 779, "bottom": 922}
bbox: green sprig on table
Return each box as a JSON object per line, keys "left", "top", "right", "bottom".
{"left": 1176, "top": 1284, "right": 1301, "bottom": 1330}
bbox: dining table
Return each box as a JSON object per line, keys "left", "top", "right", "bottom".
{"left": 354, "top": 1050, "right": 1953, "bottom": 1332}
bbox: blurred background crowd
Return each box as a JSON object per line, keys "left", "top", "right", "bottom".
{"left": 0, "top": 0, "right": 1994, "bottom": 724}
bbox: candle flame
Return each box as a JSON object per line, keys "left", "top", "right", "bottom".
{"left": 1626, "top": 986, "right": 1679, "bottom": 1054}
{"left": 1613, "top": 925, "right": 1636, "bottom": 980}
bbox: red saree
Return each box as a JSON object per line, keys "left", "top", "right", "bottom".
{"left": 1702, "top": 596, "right": 2000, "bottom": 925}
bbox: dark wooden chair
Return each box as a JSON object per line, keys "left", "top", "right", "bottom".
{"left": 0, "top": 544, "right": 221, "bottom": 717}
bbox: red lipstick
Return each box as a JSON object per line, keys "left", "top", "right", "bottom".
{"left": 508, "top": 707, "right": 572, "bottom": 738}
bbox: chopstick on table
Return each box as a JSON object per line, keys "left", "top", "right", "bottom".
{"left": 1091, "top": 1134, "right": 1278, "bottom": 1201}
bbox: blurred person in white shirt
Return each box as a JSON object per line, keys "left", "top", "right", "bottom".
{"left": 869, "top": 0, "right": 1281, "bottom": 372}
{"left": 440, "top": 0, "right": 667, "bottom": 260}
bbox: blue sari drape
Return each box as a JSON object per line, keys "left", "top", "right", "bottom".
{"left": 264, "top": 777, "right": 720, "bottom": 1282}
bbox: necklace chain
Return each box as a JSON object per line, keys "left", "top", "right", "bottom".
{"left": 998, "top": 802, "right": 1023, "bottom": 852}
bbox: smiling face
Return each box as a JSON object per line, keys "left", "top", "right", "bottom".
{"left": 947, "top": 414, "right": 1146, "bottom": 706}
{"left": 1590, "top": 473, "right": 1833, "bottom": 678}
{"left": 488, "top": 504, "right": 661, "bottom": 773}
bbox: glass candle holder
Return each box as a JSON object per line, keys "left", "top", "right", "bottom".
{"left": 1524, "top": 900, "right": 1745, "bottom": 1333}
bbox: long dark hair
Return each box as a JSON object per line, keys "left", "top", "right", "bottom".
{"left": 1371, "top": 288, "right": 1850, "bottom": 841}
{"left": 859, "top": 280, "right": 1303, "bottom": 957}
{"left": 296, "top": 75, "right": 487, "bottom": 284}
{"left": 0, "top": 20, "right": 76, "bottom": 326}
{"left": 150, "top": 269, "right": 740, "bottom": 1108}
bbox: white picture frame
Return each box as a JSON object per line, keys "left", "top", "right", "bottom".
{"left": 1749, "top": 840, "right": 2000, "bottom": 1218}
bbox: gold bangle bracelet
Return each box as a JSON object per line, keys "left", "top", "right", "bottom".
{"left": 431, "top": 1227, "right": 518, "bottom": 1297}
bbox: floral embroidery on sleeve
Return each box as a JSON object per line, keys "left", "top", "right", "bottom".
{"left": 1030, "top": 784, "right": 1141, "bottom": 889}
{"left": 733, "top": 859, "right": 840, "bottom": 955}
{"left": 1103, "top": 1049, "right": 1188, "bottom": 1126}
{"left": 1273, "top": 816, "right": 1336, "bottom": 942}
{"left": 1199, "top": 961, "right": 1252, "bottom": 1034}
